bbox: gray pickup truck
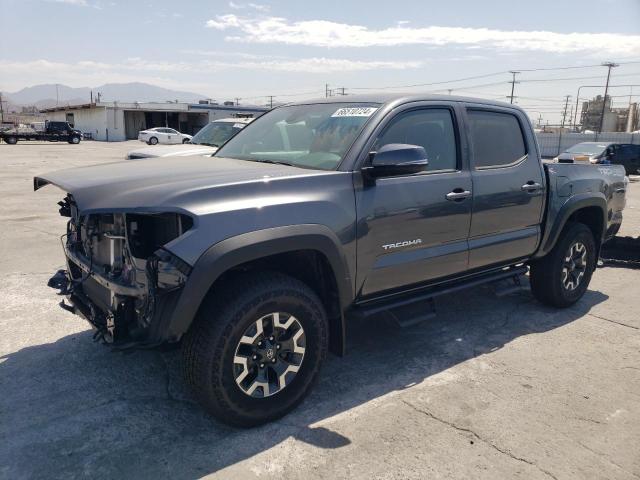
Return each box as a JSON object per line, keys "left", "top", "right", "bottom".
{"left": 35, "top": 94, "right": 627, "bottom": 426}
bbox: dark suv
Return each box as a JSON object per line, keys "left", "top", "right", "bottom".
{"left": 605, "top": 144, "right": 640, "bottom": 175}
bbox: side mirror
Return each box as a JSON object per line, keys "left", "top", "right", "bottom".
{"left": 364, "top": 143, "right": 429, "bottom": 179}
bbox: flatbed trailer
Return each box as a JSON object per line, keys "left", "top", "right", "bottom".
{"left": 0, "top": 121, "right": 82, "bottom": 144}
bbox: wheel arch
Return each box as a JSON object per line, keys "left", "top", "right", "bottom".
{"left": 534, "top": 194, "right": 607, "bottom": 259}
{"left": 166, "top": 225, "right": 353, "bottom": 355}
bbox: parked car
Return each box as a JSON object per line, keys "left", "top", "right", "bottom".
{"left": 126, "top": 118, "right": 252, "bottom": 159}
{"left": 0, "top": 121, "right": 82, "bottom": 144}
{"left": 555, "top": 142, "right": 613, "bottom": 164}
{"left": 137, "top": 127, "right": 192, "bottom": 145}
{"left": 36, "top": 94, "right": 627, "bottom": 427}
{"left": 555, "top": 142, "right": 640, "bottom": 175}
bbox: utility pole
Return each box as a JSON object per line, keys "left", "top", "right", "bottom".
{"left": 336, "top": 87, "right": 347, "bottom": 96}
{"left": 235, "top": 97, "right": 240, "bottom": 106}
{"left": 507, "top": 71, "right": 520, "bottom": 104}
{"left": 267, "top": 96, "right": 274, "bottom": 109}
{"left": 0, "top": 92, "right": 4, "bottom": 124}
{"left": 561, "top": 95, "right": 571, "bottom": 128}
{"left": 325, "top": 83, "right": 329, "bottom": 98}
{"left": 599, "top": 62, "right": 619, "bottom": 133}
{"left": 55, "top": 84, "right": 59, "bottom": 106}
{"left": 447, "top": 89, "right": 453, "bottom": 95}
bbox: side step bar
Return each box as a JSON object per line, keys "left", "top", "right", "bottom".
{"left": 352, "top": 266, "right": 528, "bottom": 328}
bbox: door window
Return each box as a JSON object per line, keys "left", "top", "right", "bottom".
{"left": 374, "top": 108, "right": 458, "bottom": 172}
{"left": 467, "top": 110, "right": 526, "bottom": 168}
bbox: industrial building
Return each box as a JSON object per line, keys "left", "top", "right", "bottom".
{"left": 580, "top": 95, "right": 639, "bottom": 133}
{"left": 40, "top": 101, "right": 268, "bottom": 141}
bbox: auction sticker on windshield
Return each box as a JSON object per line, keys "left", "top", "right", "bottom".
{"left": 331, "top": 107, "right": 378, "bottom": 117}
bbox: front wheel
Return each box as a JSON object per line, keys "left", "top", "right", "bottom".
{"left": 530, "top": 222, "right": 597, "bottom": 308}
{"left": 69, "top": 135, "right": 81, "bottom": 144}
{"left": 4, "top": 136, "right": 18, "bottom": 144}
{"left": 182, "top": 272, "right": 328, "bottom": 427}
{"left": 182, "top": 138, "right": 190, "bottom": 144}
{"left": 148, "top": 136, "right": 158, "bottom": 145}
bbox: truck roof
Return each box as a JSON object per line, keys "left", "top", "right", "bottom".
{"left": 286, "top": 93, "right": 524, "bottom": 111}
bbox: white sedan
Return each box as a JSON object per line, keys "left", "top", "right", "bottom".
{"left": 137, "top": 127, "right": 192, "bottom": 145}
{"left": 126, "top": 118, "right": 253, "bottom": 160}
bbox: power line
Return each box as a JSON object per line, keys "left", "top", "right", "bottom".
{"left": 344, "top": 61, "right": 640, "bottom": 93}
{"left": 347, "top": 71, "right": 508, "bottom": 91}
{"left": 517, "top": 60, "right": 640, "bottom": 72}
{"left": 520, "top": 72, "right": 639, "bottom": 83}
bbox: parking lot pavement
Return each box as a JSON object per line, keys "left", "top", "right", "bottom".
{"left": 1, "top": 142, "right": 639, "bottom": 479}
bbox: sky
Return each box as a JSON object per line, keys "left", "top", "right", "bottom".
{"left": 1, "top": 0, "right": 639, "bottom": 123}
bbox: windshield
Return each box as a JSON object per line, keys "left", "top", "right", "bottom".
{"left": 565, "top": 143, "right": 608, "bottom": 155}
{"left": 215, "top": 103, "right": 380, "bottom": 170}
{"left": 191, "top": 121, "right": 244, "bottom": 147}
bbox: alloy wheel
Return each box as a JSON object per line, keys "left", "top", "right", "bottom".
{"left": 562, "top": 241, "right": 587, "bottom": 291}
{"left": 233, "top": 312, "right": 306, "bottom": 398}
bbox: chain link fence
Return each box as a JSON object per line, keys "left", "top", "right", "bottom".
{"left": 536, "top": 132, "right": 640, "bottom": 158}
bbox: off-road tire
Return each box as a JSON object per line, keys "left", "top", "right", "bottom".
{"left": 182, "top": 271, "right": 328, "bottom": 427}
{"left": 148, "top": 136, "right": 158, "bottom": 145}
{"left": 530, "top": 222, "right": 596, "bottom": 308}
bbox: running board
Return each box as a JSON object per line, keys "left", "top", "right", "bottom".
{"left": 352, "top": 266, "right": 528, "bottom": 328}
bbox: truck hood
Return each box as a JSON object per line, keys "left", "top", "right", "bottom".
{"left": 34, "top": 156, "right": 326, "bottom": 214}
{"left": 126, "top": 144, "right": 217, "bottom": 159}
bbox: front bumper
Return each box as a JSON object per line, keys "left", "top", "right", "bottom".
{"left": 49, "top": 244, "right": 189, "bottom": 348}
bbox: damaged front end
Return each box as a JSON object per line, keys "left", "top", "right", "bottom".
{"left": 49, "top": 195, "right": 193, "bottom": 347}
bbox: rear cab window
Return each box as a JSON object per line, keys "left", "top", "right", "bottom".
{"left": 467, "top": 109, "right": 527, "bottom": 169}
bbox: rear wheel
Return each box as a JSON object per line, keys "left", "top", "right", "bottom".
{"left": 4, "top": 136, "right": 17, "bottom": 144}
{"left": 148, "top": 136, "right": 158, "bottom": 145}
{"left": 182, "top": 272, "right": 328, "bottom": 427}
{"left": 530, "top": 222, "right": 597, "bottom": 308}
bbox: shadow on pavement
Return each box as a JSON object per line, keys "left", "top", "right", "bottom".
{"left": 0, "top": 286, "right": 608, "bottom": 478}
{"left": 600, "top": 236, "right": 640, "bottom": 269}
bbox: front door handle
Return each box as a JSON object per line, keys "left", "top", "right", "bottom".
{"left": 521, "top": 182, "right": 542, "bottom": 192}
{"left": 446, "top": 189, "right": 472, "bottom": 201}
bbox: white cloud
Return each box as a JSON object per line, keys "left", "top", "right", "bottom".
{"left": 205, "top": 14, "right": 640, "bottom": 57}
{"left": 0, "top": 56, "right": 422, "bottom": 90}
{"left": 228, "top": 1, "right": 269, "bottom": 11}
{"left": 49, "top": 0, "right": 88, "bottom": 5}
{"left": 46, "top": 0, "right": 104, "bottom": 8}
{"left": 206, "top": 14, "right": 242, "bottom": 30}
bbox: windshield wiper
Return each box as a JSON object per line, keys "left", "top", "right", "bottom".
{"left": 255, "top": 159, "right": 295, "bottom": 167}
{"left": 192, "top": 142, "right": 219, "bottom": 147}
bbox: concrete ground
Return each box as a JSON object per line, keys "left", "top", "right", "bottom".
{"left": 1, "top": 140, "right": 639, "bottom": 480}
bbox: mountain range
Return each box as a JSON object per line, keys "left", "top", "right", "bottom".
{"left": 2, "top": 83, "right": 207, "bottom": 110}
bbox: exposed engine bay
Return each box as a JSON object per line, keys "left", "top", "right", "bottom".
{"left": 49, "top": 195, "right": 193, "bottom": 346}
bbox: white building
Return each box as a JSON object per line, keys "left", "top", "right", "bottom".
{"left": 41, "top": 101, "right": 268, "bottom": 141}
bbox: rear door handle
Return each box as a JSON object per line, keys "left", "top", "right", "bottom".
{"left": 521, "top": 182, "right": 542, "bottom": 192}
{"left": 446, "top": 189, "right": 472, "bottom": 201}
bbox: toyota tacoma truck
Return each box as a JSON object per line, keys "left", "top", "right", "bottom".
{"left": 35, "top": 94, "right": 627, "bottom": 426}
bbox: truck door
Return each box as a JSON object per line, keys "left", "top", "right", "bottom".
{"left": 355, "top": 105, "right": 472, "bottom": 297}
{"left": 464, "top": 106, "right": 545, "bottom": 269}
